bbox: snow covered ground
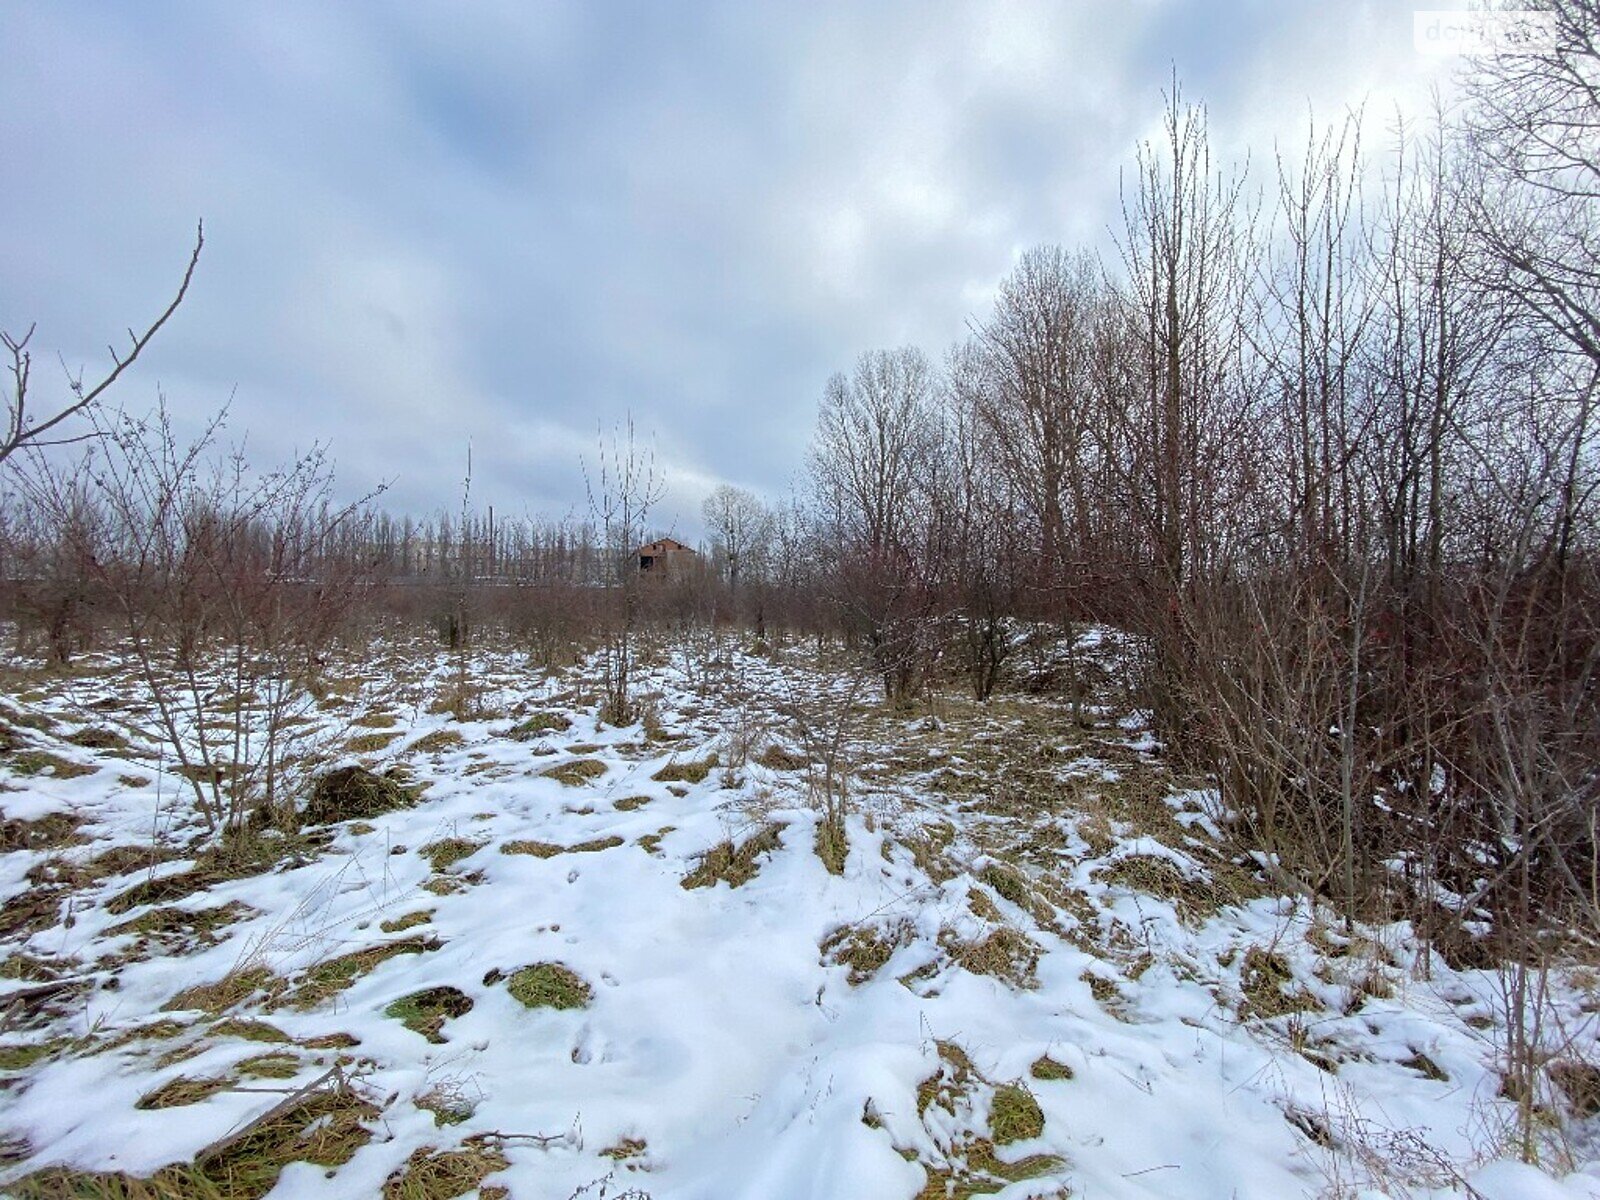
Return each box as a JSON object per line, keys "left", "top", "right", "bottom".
{"left": 1, "top": 633, "right": 1599, "bottom": 1199}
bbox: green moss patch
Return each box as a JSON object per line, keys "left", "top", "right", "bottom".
{"left": 420, "top": 838, "right": 485, "bottom": 872}
{"left": 989, "top": 1083, "right": 1044, "bottom": 1144}
{"left": 0, "top": 1040, "right": 70, "bottom": 1071}
{"left": 507, "top": 962, "right": 592, "bottom": 1010}
{"left": 380, "top": 909, "right": 434, "bottom": 933}
{"left": 386, "top": 986, "right": 474, "bottom": 1043}
{"left": 1029, "top": 1054, "right": 1074, "bottom": 1081}
{"left": 210, "top": 1018, "right": 291, "bottom": 1044}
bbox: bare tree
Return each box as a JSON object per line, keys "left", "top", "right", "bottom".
{"left": 585, "top": 418, "right": 664, "bottom": 725}
{"left": 808, "top": 347, "right": 945, "bottom": 705}
{"left": 702, "top": 483, "right": 773, "bottom": 605}
{"left": 2, "top": 225, "right": 203, "bottom": 469}
{"left": 21, "top": 400, "right": 377, "bottom": 840}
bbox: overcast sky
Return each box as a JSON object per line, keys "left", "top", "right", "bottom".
{"left": 2, "top": 1, "right": 1454, "bottom": 536}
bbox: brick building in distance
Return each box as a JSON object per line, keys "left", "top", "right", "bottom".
{"left": 636, "top": 537, "right": 698, "bottom": 574}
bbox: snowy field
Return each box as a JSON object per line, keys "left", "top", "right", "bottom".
{"left": 1, "top": 632, "right": 1598, "bottom": 1199}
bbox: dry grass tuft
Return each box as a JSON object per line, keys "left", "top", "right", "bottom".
{"left": 11, "top": 1084, "right": 378, "bottom": 1199}
{"left": 508, "top": 712, "right": 572, "bottom": 739}
{"left": 978, "top": 862, "right": 1032, "bottom": 908}
{"left": 612, "top": 795, "right": 652, "bottom": 811}
{"left": 815, "top": 820, "right": 848, "bottom": 875}
{"left": 380, "top": 909, "right": 434, "bottom": 933}
{"left": 918, "top": 1142, "right": 1065, "bottom": 1199}
{"left": 0, "top": 812, "right": 84, "bottom": 852}
{"left": 345, "top": 731, "right": 402, "bottom": 754}
{"left": 916, "top": 1040, "right": 978, "bottom": 1118}
{"left": 500, "top": 835, "right": 622, "bottom": 858}
{"left": 941, "top": 926, "right": 1041, "bottom": 990}
{"left": 135, "top": 1074, "right": 233, "bottom": 1110}
{"left": 65, "top": 727, "right": 129, "bottom": 751}
{"left": 236, "top": 1052, "right": 301, "bottom": 1080}
{"left": 1238, "top": 946, "right": 1317, "bottom": 1020}
{"left": 5, "top": 750, "right": 98, "bottom": 780}
{"left": 600, "top": 1136, "right": 648, "bottom": 1162}
{"left": 652, "top": 753, "right": 719, "bottom": 784}
{"left": 283, "top": 936, "right": 437, "bottom": 1011}
{"left": 410, "top": 729, "right": 467, "bottom": 755}
{"left": 757, "top": 745, "right": 809, "bottom": 771}
{"left": 541, "top": 758, "right": 608, "bottom": 787}
{"left": 107, "top": 901, "right": 257, "bottom": 957}
{"left": 164, "top": 966, "right": 281, "bottom": 1015}
{"left": 1551, "top": 1059, "right": 1600, "bottom": 1116}
{"left": 820, "top": 919, "right": 916, "bottom": 985}
{"left": 419, "top": 871, "right": 484, "bottom": 896}
{"left": 382, "top": 1137, "right": 509, "bottom": 1200}
{"left": 682, "top": 823, "right": 784, "bottom": 889}
{"left": 416, "top": 1080, "right": 479, "bottom": 1127}
{"left": 637, "top": 827, "right": 674, "bottom": 856}
{"left": 305, "top": 766, "right": 417, "bottom": 824}
{"left": 1095, "top": 853, "right": 1244, "bottom": 923}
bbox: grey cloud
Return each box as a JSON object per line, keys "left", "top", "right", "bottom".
{"left": 2, "top": 0, "right": 1449, "bottom": 534}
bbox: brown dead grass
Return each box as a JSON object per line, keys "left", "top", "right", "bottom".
{"left": 382, "top": 1137, "right": 509, "bottom": 1200}
{"left": 10, "top": 1084, "right": 379, "bottom": 1199}
{"left": 682, "top": 823, "right": 784, "bottom": 889}
{"left": 541, "top": 758, "right": 608, "bottom": 787}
